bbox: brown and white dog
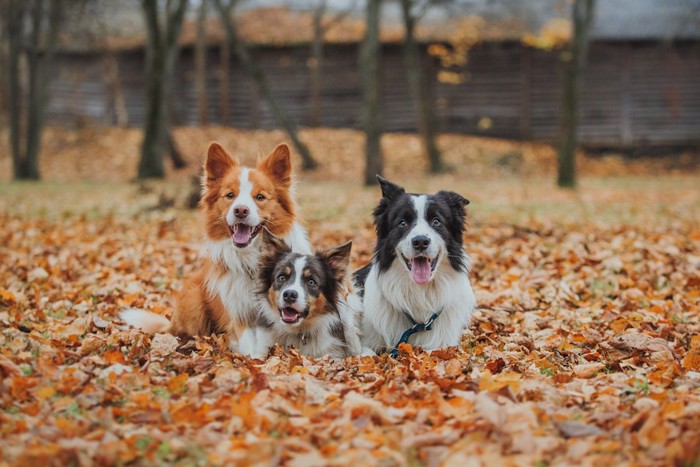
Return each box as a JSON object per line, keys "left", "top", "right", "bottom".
{"left": 250, "top": 231, "right": 362, "bottom": 358}
{"left": 121, "top": 142, "right": 311, "bottom": 355}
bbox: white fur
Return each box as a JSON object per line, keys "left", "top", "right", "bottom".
{"left": 354, "top": 195, "right": 476, "bottom": 353}
{"left": 226, "top": 168, "right": 260, "bottom": 227}
{"left": 257, "top": 299, "right": 352, "bottom": 359}
{"left": 120, "top": 308, "right": 170, "bottom": 333}
{"left": 359, "top": 253, "right": 476, "bottom": 353}
{"left": 276, "top": 256, "right": 309, "bottom": 322}
{"left": 200, "top": 223, "right": 311, "bottom": 356}
{"left": 284, "top": 222, "right": 312, "bottom": 255}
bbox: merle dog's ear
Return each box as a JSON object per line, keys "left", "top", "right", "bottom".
{"left": 376, "top": 175, "right": 405, "bottom": 201}
{"left": 318, "top": 241, "right": 352, "bottom": 282}
{"left": 260, "top": 228, "right": 290, "bottom": 258}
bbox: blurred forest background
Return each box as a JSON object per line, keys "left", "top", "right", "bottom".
{"left": 0, "top": 0, "right": 698, "bottom": 190}
{"left": 2, "top": 3, "right": 700, "bottom": 464}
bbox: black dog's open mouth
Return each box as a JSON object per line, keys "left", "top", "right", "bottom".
{"left": 279, "top": 306, "right": 306, "bottom": 324}
{"left": 402, "top": 254, "right": 438, "bottom": 284}
{"left": 228, "top": 223, "right": 262, "bottom": 248}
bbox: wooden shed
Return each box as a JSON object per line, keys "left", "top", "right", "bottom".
{"left": 45, "top": 1, "right": 700, "bottom": 147}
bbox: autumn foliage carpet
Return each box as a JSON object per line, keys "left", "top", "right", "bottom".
{"left": 0, "top": 133, "right": 699, "bottom": 465}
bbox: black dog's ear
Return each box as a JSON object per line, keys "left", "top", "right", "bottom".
{"left": 437, "top": 190, "right": 470, "bottom": 211}
{"left": 376, "top": 175, "right": 405, "bottom": 201}
{"left": 318, "top": 241, "right": 352, "bottom": 283}
{"left": 260, "top": 228, "right": 290, "bottom": 259}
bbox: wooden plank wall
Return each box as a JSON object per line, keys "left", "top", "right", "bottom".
{"left": 45, "top": 41, "right": 700, "bottom": 146}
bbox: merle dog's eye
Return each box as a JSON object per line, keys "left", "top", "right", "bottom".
{"left": 276, "top": 274, "right": 286, "bottom": 283}
{"left": 307, "top": 278, "right": 317, "bottom": 287}
{"left": 225, "top": 192, "right": 235, "bottom": 199}
{"left": 432, "top": 217, "right": 441, "bottom": 227}
{"left": 256, "top": 193, "right": 265, "bottom": 201}
{"left": 398, "top": 219, "right": 408, "bottom": 228}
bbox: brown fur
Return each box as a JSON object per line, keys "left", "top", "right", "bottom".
{"left": 168, "top": 142, "right": 296, "bottom": 339}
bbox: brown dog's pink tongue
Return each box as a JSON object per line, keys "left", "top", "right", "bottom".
{"left": 233, "top": 224, "right": 252, "bottom": 245}
{"left": 411, "top": 257, "right": 431, "bottom": 284}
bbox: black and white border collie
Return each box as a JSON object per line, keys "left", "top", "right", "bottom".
{"left": 252, "top": 231, "right": 362, "bottom": 358}
{"left": 351, "top": 176, "right": 477, "bottom": 354}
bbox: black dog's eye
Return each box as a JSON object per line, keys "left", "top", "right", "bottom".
{"left": 225, "top": 192, "right": 235, "bottom": 199}
{"left": 307, "top": 278, "right": 317, "bottom": 287}
{"left": 256, "top": 193, "right": 265, "bottom": 201}
{"left": 398, "top": 219, "right": 408, "bottom": 228}
{"left": 431, "top": 217, "right": 441, "bottom": 227}
{"left": 276, "top": 274, "right": 286, "bottom": 283}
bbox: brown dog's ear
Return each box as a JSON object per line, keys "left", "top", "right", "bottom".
{"left": 260, "top": 228, "right": 290, "bottom": 258}
{"left": 318, "top": 241, "right": 352, "bottom": 282}
{"left": 258, "top": 144, "right": 292, "bottom": 188}
{"left": 205, "top": 142, "right": 238, "bottom": 183}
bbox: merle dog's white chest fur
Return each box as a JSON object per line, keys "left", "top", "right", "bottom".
{"left": 352, "top": 178, "right": 477, "bottom": 353}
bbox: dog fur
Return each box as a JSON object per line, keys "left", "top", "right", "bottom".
{"left": 351, "top": 176, "right": 477, "bottom": 354}
{"left": 249, "top": 232, "right": 362, "bottom": 358}
{"left": 121, "top": 142, "right": 311, "bottom": 355}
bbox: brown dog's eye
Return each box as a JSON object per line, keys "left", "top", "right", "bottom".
{"left": 276, "top": 274, "right": 286, "bottom": 283}
{"left": 225, "top": 192, "right": 235, "bottom": 199}
{"left": 256, "top": 194, "right": 265, "bottom": 201}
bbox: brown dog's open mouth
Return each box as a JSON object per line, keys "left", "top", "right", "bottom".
{"left": 228, "top": 223, "right": 262, "bottom": 248}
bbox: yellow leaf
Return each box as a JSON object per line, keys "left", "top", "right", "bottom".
{"left": 36, "top": 386, "right": 55, "bottom": 400}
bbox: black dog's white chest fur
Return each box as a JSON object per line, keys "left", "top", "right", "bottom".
{"left": 351, "top": 177, "right": 477, "bottom": 353}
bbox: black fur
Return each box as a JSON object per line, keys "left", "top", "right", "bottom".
{"left": 352, "top": 264, "right": 372, "bottom": 296}
{"left": 355, "top": 176, "right": 470, "bottom": 282}
{"left": 259, "top": 241, "right": 352, "bottom": 318}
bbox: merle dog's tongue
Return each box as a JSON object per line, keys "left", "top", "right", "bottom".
{"left": 281, "top": 308, "right": 299, "bottom": 323}
{"left": 411, "top": 257, "right": 431, "bottom": 284}
{"left": 232, "top": 224, "right": 252, "bottom": 245}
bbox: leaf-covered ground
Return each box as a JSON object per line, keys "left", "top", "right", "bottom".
{"left": 1, "top": 149, "right": 699, "bottom": 465}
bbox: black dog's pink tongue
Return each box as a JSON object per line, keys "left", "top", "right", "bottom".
{"left": 411, "top": 257, "right": 431, "bottom": 284}
{"left": 232, "top": 224, "right": 252, "bottom": 245}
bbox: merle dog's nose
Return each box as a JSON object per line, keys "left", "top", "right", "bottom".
{"left": 411, "top": 235, "right": 431, "bottom": 251}
{"left": 283, "top": 290, "right": 298, "bottom": 303}
{"left": 234, "top": 206, "right": 249, "bottom": 219}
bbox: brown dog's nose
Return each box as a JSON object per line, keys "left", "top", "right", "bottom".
{"left": 234, "top": 206, "right": 249, "bottom": 219}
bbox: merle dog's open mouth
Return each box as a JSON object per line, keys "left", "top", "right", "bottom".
{"left": 279, "top": 306, "right": 306, "bottom": 324}
{"left": 228, "top": 223, "right": 262, "bottom": 247}
{"left": 402, "top": 254, "right": 438, "bottom": 284}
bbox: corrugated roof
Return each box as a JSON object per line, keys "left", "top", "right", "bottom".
{"left": 55, "top": 0, "right": 700, "bottom": 52}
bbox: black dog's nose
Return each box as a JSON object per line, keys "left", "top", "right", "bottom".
{"left": 234, "top": 206, "right": 249, "bottom": 219}
{"left": 411, "top": 235, "right": 431, "bottom": 251}
{"left": 283, "top": 290, "right": 298, "bottom": 303}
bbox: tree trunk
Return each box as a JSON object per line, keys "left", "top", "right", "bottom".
{"left": 361, "top": 0, "right": 382, "bottom": 186}
{"left": 105, "top": 53, "right": 128, "bottom": 126}
{"left": 138, "top": 0, "right": 188, "bottom": 179}
{"left": 6, "top": 0, "right": 24, "bottom": 179}
{"left": 309, "top": 0, "right": 325, "bottom": 127}
{"left": 557, "top": 0, "right": 595, "bottom": 188}
{"left": 167, "top": 131, "right": 187, "bottom": 169}
{"left": 213, "top": 0, "right": 317, "bottom": 170}
{"left": 219, "top": 30, "right": 230, "bottom": 124}
{"left": 400, "top": 0, "right": 444, "bottom": 173}
{"left": 195, "top": 0, "right": 208, "bottom": 125}
{"left": 4, "top": 0, "right": 62, "bottom": 180}
{"left": 0, "top": 2, "right": 8, "bottom": 126}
